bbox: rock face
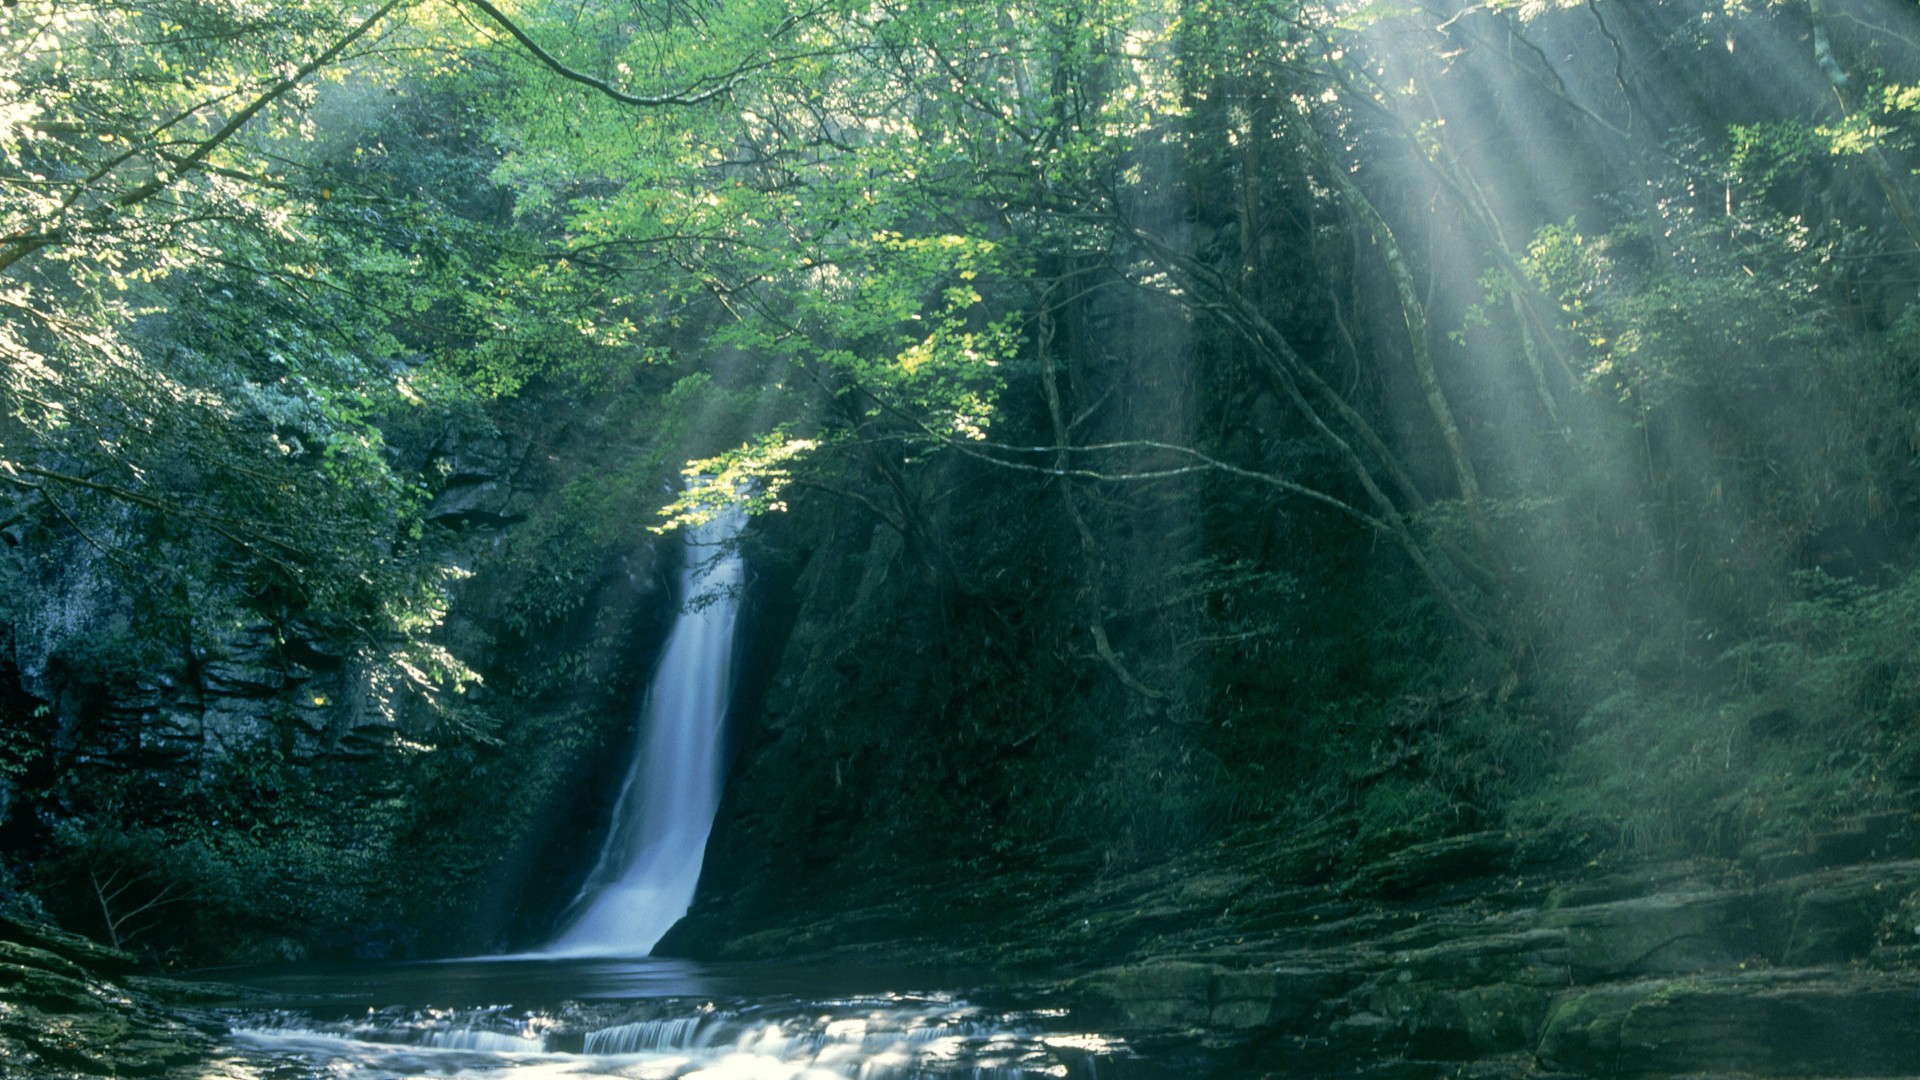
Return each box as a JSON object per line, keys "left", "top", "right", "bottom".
{"left": 424, "top": 420, "right": 529, "bottom": 528}
{"left": 21, "top": 613, "right": 417, "bottom": 770}
{"left": 0, "top": 915, "right": 216, "bottom": 1078}
{"left": 1049, "top": 818, "right": 1920, "bottom": 1078}
{"left": 3, "top": 418, "right": 533, "bottom": 774}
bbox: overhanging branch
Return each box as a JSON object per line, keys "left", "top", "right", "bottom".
{"left": 0, "top": 0, "right": 412, "bottom": 274}
{"left": 460, "top": 0, "right": 838, "bottom": 109}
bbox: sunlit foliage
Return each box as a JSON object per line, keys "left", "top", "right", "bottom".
{"left": 10, "top": 0, "right": 1920, "bottom": 959}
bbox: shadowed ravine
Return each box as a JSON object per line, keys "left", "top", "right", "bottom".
{"left": 177, "top": 507, "right": 1178, "bottom": 1078}
{"left": 16, "top": 1, "right": 1920, "bottom": 1078}
{"left": 165, "top": 505, "right": 1191, "bottom": 1079}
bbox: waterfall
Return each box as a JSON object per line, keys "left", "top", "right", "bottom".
{"left": 543, "top": 504, "right": 746, "bottom": 957}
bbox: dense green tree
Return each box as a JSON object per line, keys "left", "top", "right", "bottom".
{"left": 9, "top": 0, "right": 1920, "bottom": 959}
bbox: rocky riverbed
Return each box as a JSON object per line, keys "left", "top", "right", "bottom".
{"left": 0, "top": 915, "right": 227, "bottom": 1078}
{"left": 12, "top": 813, "right": 1920, "bottom": 1077}
{"left": 667, "top": 812, "right": 1920, "bottom": 1078}
{"left": 1061, "top": 814, "right": 1920, "bottom": 1077}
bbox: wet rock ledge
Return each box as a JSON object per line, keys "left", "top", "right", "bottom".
{"left": 1062, "top": 815, "right": 1920, "bottom": 1078}
{"left": 0, "top": 915, "right": 220, "bottom": 1078}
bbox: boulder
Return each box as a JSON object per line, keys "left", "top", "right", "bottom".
{"left": 1537, "top": 891, "right": 1754, "bottom": 980}
{"left": 1753, "top": 859, "right": 1920, "bottom": 966}
{"left": 1537, "top": 969, "right": 1920, "bottom": 1077}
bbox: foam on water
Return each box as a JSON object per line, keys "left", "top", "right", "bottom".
{"left": 224, "top": 994, "right": 1126, "bottom": 1080}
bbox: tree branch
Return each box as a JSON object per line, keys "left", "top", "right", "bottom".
{"left": 459, "top": 0, "right": 835, "bottom": 109}
{"left": 3, "top": 462, "right": 311, "bottom": 588}
{"left": 0, "top": 0, "right": 412, "bottom": 274}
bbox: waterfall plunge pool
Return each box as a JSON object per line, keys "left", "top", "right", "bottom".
{"left": 201, "top": 955, "right": 1195, "bottom": 1079}
{"left": 192, "top": 509, "right": 1203, "bottom": 1078}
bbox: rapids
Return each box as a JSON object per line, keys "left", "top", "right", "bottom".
{"left": 203, "top": 957, "right": 1168, "bottom": 1079}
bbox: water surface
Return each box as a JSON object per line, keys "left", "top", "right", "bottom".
{"left": 205, "top": 955, "right": 1178, "bottom": 1079}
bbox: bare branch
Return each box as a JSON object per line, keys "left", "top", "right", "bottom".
{"left": 1035, "top": 299, "right": 1165, "bottom": 705}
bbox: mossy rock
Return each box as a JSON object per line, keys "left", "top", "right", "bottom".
{"left": 21, "top": 1011, "right": 135, "bottom": 1073}
{"left": 1539, "top": 970, "right": 1920, "bottom": 1077}
{"left": 0, "top": 917, "right": 136, "bottom": 977}
{"left": 1393, "top": 928, "right": 1572, "bottom": 990}
{"left": 1345, "top": 833, "right": 1515, "bottom": 899}
{"left": 0, "top": 962, "right": 113, "bottom": 1014}
{"left": 1534, "top": 982, "right": 1647, "bottom": 1069}
{"left": 1753, "top": 859, "right": 1920, "bottom": 966}
{"left": 1071, "top": 961, "right": 1217, "bottom": 1029}
{"left": 0, "top": 941, "right": 90, "bottom": 985}
{"left": 1538, "top": 891, "right": 1754, "bottom": 980}
{"left": 1367, "top": 978, "right": 1549, "bottom": 1057}
{"left": 0, "top": 919, "right": 215, "bottom": 1078}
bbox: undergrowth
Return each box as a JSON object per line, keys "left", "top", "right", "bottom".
{"left": 1516, "top": 567, "right": 1920, "bottom": 854}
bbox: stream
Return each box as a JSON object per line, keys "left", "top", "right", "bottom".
{"left": 199, "top": 955, "right": 1186, "bottom": 1079}
{"left": 193, "top": 506, "right": 1189, "bottom": 1078}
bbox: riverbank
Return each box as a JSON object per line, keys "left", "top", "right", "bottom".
{"left": 667, "top": 814, "right": 1920, "bottom": 1077}
{"left": 0, "top": 914, "right": 232, "bottom": 1078}
{"left": 12, "top": 811, "right": 1920, "bottom": 1076}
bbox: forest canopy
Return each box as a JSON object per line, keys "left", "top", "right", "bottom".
{"left": 7, "top": 0, "right": 1920, "bottom": 960}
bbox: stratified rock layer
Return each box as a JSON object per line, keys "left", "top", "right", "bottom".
{"left": 1054, "top": 819, "right": 1920, "bottom": 1078}
{"left": 0, "top": 916, "right": 218, "bottom": 1078}
{"left": 677, "top": 813, "right": 1920, "bottom": 1077}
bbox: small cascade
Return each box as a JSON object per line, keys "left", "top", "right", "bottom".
{"left": 225, "top": 994, "right": 1139, "bottom": 1079}
{"left": 581, "top": 1014, "right": 709, "bottom": 1053}
{"left": 545, "top": 504, "right": 748, "bottom": 957}
{"left": 420, "top": 1026, "right": 547, "bottom": 1052}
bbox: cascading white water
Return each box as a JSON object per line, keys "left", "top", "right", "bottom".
{"left": 543, "top": 504, "right": 747, "bottom": 957}
{"left": 225, "top": 994, "right": 1133, "bottom": 1078}
{"left": 208, "top": 504, "right": 1151, "bottom": 1079}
